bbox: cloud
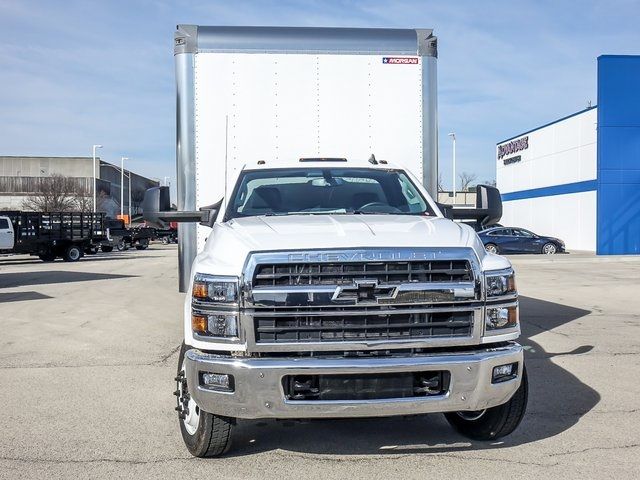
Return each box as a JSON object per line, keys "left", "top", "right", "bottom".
{"left": 1, "top": 0, "right": 639, "bottom": 191}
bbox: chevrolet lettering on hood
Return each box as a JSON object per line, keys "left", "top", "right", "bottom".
{"left": 288, "top": 250, "right": 439, "bottom": 263}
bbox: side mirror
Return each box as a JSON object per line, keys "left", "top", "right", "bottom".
{"left": 446, "top": 185, "right": 503, "bottom": 230}
{"left": 142, "top": 187, "right": 222, "bottom": 228}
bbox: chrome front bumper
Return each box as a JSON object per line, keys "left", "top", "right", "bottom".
{"left": 185, "top": 343, "right": 523, "bottom": 419}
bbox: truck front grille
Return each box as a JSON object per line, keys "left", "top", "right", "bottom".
{"left": 254, "top": 308, "right": 473, "bottom": 343}
{"left": 253, "top": 260, "right": 472, "bottom": 287}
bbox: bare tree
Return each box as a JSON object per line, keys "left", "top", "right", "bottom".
{"left": 22, "top": 174, "right": 78, "bottom": 212}
{"left": 72, "top": 182, "right": 92, "bottom": 213}
{"left": 22, "top": 174, "right": 105, "bottom": 213}
{"left": 437, "top": 173, "right": 444, "bottom": 192}
{"left": 482, "top": 179, "right": 497, "bottom": 187}
{"left": 458, "top": 172, "right": 478, "bottom": 192}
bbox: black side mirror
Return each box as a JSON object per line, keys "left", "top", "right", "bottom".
{"left": 446, "top": 185, "right": 503, "bottom": 230}
{"left": 142, "top": 186, "right": 222, "bottom": 228}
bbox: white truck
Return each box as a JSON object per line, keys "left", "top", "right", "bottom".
{"left": 144, "top": 25, "right": 526, "bottom": 457}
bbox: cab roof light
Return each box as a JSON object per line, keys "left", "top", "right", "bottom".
{"left": 299, "top": 157, "right": 348, "bottom": 162}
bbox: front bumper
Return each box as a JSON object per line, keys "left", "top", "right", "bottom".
{"left": 185, "top": 343, "right": 523, "bottom": 419}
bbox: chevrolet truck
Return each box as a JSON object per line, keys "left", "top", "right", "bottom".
{"left": 143, "top": 25, "right": 527, "bottom": 457}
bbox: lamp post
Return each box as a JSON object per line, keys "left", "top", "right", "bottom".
{"left": 92, "top": 145, "right": 103, "bottom": 212}
{"left": 448, "top": 133, "right": 456, "bottom": 201}
{"left": 128, "top": 172, "right": 132, "bottom": 224}
{"left": 120, "top": 157, "right": 129, "bottom": 219}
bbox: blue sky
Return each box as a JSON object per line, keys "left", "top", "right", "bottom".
{"left": 1, "top": 0, "right": 640, "bottom": 194}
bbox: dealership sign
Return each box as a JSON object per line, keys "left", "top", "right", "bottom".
{"left": 498, "top": 136, "right": 529, "bottom": 160}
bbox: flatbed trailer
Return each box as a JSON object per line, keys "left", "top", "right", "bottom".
{"left": 0, "top": 211, "right": 107, "bottom": 262}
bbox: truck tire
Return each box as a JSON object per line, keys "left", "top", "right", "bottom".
{"left": 175, "top": 343, "right": 233, "bottom": 457}
{"left": 116, "top": 241, "right": 127, "bottom": 252}
{"left": 63, "top": 245, "right": 82, "bottom": 262}
{"left": 135, "top": 244, "right": 148, "bottom": 250}
{"left": 444, "top": 365, "right": 528, "bottom": 441}
{"left": 101, "top": 245, "right": 113, "bottom": 253}
{"left": 38, "top": 252, "right": 56, "bottom": 262}
{"left": 161, "top": 237, "right": 169, "bottom": 245}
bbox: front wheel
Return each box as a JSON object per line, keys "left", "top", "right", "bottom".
{"left": 542, "top": 243, "right": 557, "bottom": 255}
{"left": 485, "top": 243, "right": 499, "bottom": 254}
{"left": 444, "top": 365, "right": 528, "bottom": 440}
{"left": 101, "top": 245, "right": 113, "bottom": 253}
{"left": 175, "top": 343, "right": 233, "bottom": 457}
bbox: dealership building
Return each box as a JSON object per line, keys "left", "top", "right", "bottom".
{"left": 497, "top": 55, "right": 640, "bottom": 255}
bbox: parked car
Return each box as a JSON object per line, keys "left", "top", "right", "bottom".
{"left": 478, "top": 227, "right": 565, "bottom": 254}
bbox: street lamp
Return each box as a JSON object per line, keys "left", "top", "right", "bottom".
{"left": 448, "top": 133, "right": 456, "bottom": 200}
{"left": 92, "top": 145, "right": 103, "bottom": 212}
{"left": 120, "top": 157, "right": 129, "bottom": 219}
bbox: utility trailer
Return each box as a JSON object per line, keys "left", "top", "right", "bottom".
{"left": 0, "top": 211, "right": 107, "bottom": 262}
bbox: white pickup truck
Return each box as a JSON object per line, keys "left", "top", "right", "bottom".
{"left": 144, "top": 25, "right": 527, "bottom": 457}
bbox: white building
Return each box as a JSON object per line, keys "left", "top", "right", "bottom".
{"left": 497, "top": 55, "right": 640, "bottom": 255}
{"left": 497, "top": 107, "right": 597, "bottom": 252}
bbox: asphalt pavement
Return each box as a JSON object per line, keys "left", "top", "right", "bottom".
{"left": 0, "top": 246, "right": 639, "bottom": 479}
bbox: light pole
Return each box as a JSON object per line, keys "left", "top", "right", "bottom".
{"left": 120, "top": 157, "right": 129, "bottom": 219}
{"left": 128, "top": 172, "right": 132, "bottom": 223}
{"left": 448, "top": 133, "right": 456, "bottom": 201}
{"left": 92, "top": 145, "right": 103, "bottom": 212}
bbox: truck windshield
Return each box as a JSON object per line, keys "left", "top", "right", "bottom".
{"left": 226, "top": 168, "right": 435, "bottom": 219}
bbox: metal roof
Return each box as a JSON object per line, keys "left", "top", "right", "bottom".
{"left": 174, "top": 25, "right": 436, "bottom": 57}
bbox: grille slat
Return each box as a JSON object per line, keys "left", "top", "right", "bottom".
{"left": 254, "top": 311, "right": 473, "bottom": 343}
{"left": 253, "top": 260, "right": 472, "bottom": 287}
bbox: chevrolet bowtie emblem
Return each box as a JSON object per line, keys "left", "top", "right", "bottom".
{"left": 331, "top": 279, "right": 397, "bottom": 304}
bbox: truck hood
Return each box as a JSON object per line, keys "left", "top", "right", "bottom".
{"left": 198, "top": 215, "right": 491, "bottom": 276}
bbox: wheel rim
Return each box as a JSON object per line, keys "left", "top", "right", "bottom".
{"left": 69, "top": 248, "right": 80, "bottom": 260}
{"left": 486, "top": 244, "right": 497, "bottom": 254}
{"left": 176, "top": 362, "right": 200, "bottom": 435}
{"left": 543, "top": 244, "right": 556, "bottom": 254}
{"left": 456, "top": 409, "right": 486, "bottom": 421}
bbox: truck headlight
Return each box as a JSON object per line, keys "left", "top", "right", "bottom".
{"left": 192, "top": 274, "right": 239, "bottom": 304}
{"left": 485, "top": 269, "right": 516, "bottom": 298}
{"left": 192, "top": 312, "right": 239, "bottom": 338}
{"left": 485, "top": 305, "right": 518, "bottom": 331}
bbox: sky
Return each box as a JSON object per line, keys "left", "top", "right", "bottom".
{"left": 1, "top": 0, "right": 640, "bottom": 195}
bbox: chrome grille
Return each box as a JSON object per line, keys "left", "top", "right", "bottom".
{"left": 253, "top": 260, "right": 472, "bottom": 287}
{"left": 254, "top": 308, "right": 473, "bottom": 343}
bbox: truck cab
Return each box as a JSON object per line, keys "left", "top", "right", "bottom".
{"left": 148, "top": 159, "right": 526, "bottom": 457}
{"left": 0, "top": 215, "right": 15, "bottom": 251}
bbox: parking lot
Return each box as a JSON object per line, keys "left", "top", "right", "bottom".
{"left": 1, "top": 246, "right": 639, "bottom": 479}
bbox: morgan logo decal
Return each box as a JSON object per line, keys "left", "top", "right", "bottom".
{"left": 383, "top": 57, "right": 419, "bottom": 65}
